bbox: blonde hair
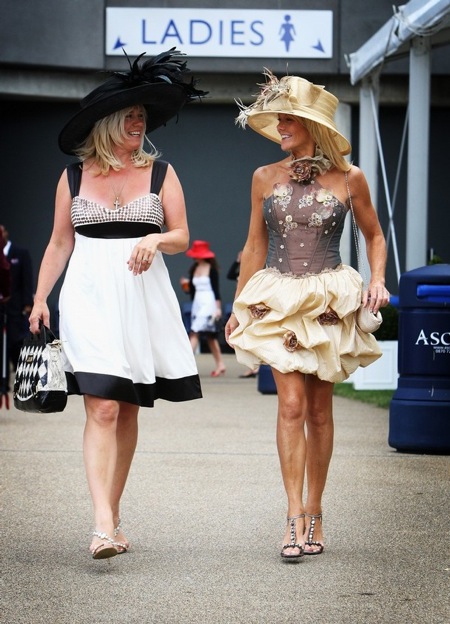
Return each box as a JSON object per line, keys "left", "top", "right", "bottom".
{"left": 74, "top": 105, "right": 160, "bottom": 175}
{"left": 301, "top": 118, "right": 351, "bottom": 172}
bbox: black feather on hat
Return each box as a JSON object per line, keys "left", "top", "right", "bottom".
{"left": 58, "top": 48, "right": 207, "bottom": 155}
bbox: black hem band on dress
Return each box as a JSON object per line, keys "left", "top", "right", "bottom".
{"left": 66, "top": 371, "right": 202, "bottom": 407}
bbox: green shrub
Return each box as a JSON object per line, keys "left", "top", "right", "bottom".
{"left": 334, "top": 384, "right": 394, "bottom": 409}
{"left": 428, "top": 254, "right": 444, "bottom": 265}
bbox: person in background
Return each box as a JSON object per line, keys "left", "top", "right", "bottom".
{"left": 0, "top": 226, "right": 11, "bottom": 304}
{"left": 1, "top": 225, "right": 34, "bottom": 370}
{"left": 28, "top": 49, "right": 204, "bottom": 561}
{"left": 185, "top": 240, "right": 226, "bottom": 377}
{"left": 226, "top": 249, "right": 243, "bottom": 282}
{"left": 0, "top": 226, "right": 11, "bottom": 406}
{"left": 227, "top": 250, "right": 259, "bottom": 378}
{"left": 225, "top": 70, "right": 389, "bottom": 561}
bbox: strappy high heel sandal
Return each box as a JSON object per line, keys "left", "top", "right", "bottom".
{"left": 280, "top": 514, "right": 305, "bottom": 562}
{"left": 113, "top": 519, "right": 129, "bottom": 554}
{"left": 91, "top": 531, "right": 119, "bottom": 560}
{"left": 304, "top": 513, "right": 324, "bottom": 555}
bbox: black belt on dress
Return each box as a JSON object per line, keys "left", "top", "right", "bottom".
{"left": 75, "top": 222, "right": 161, "bottom": 239}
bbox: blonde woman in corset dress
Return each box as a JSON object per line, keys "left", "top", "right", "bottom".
{"left": 225, "top": 71, "right": 390, "bottom": 561}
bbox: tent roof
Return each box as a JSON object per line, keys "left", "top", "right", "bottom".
{"left": 349, "top": 0, "right": 450, "bottom": 84}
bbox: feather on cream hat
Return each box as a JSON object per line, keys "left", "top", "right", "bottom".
{"left": 236, "top": 70, "right": 351, "bottom": 156}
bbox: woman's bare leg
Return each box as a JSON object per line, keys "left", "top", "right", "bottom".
{"left": 207, "top": 336, "right": 226, "bottom": 374}
{"left": 110, "top": 401, "right": 139, "bottom": 548}
{"left": 189, "top": 331, "right": 199, "bottom": 353}
{"left": 83, "top": 395, "right": 120, "bottom": 553}
{"left": 272, "top": 369, "right": 307, "bottom": 554}
{"left": 303, "top": 375, "right": 334, "bottom": 551}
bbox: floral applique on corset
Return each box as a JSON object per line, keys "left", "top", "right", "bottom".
{"left": 263, "top": 180, "right": 348, "bottom": 276}
{"left": 302, "top": 187, "right": 339, "bottom": 228}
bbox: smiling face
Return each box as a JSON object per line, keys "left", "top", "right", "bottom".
{"left": 122, "top": 105, "right": 146, "bottom": 149}
{"left": 276, "top": 113, "right": 315, "bottom": 158}
{"left": 93, "top": 105, "right": 147, "bottom": 155}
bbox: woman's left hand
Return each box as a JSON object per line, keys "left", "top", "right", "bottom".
{"left": 363, "top": 280, "right": 390, "bottom": 314}
{"left": 225, "top": 312, "right": 239, "bottom": 347}
{"left": 128, "top": 236, "right": 159, "bottom": 275}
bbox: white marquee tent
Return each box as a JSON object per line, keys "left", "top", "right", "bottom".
{"left": 348, "top": 0, "right": 450, "bottom": 276}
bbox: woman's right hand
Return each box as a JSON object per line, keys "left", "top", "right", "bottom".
{"left": 225, "top": 312, "right": 239, "bottom": 347}
{"left": 180, "top": 276, "right": 190, "bottom": 294}
{"left": 29, "top": 301, "right": 50, "bottom": 334}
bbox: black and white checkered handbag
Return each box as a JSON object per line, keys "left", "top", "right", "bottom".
{"left": 13, "top": 324, "right": 68, "bottom": 413}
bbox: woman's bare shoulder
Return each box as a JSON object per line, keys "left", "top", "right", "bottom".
{"left": 347, "top": 163, "right": 367, "bottom": 185}
{"left": 254, "top": 161, "right": 278, "bottom": 177}
{"left": 346, "top": 164, "right": 373, "bottom": 206}
{"left": 253, "top": 158, "right": 289, "bottom": 187}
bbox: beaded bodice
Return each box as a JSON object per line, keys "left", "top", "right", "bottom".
{"left": 263, "top": 180, "right": 348, "bottom": 276}
{"left": 71, "top": 194, "right": 164, "bottom": 229}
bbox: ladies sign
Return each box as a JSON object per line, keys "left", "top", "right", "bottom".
{"left": 106, "top": 8, "right": 333, "bottom": 58}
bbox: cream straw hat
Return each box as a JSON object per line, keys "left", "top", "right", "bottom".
{"left": 236, "top": 70, "right": 351, "bottom": 156}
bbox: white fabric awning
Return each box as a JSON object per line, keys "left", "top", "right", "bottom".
{"left": 349, "top": 0, "right": 450, "bottom": 84}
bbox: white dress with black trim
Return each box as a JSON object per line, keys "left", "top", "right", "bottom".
{"left": 59, "top": 160, "right": 202, "bottom": 407}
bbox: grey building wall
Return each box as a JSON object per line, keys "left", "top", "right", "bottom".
{"left": 1, "top": 0, "right": 449, "bottom": 308}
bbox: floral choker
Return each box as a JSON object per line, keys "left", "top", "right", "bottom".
{"left": 288, "top": 148, "right": 332, "bottom": 184}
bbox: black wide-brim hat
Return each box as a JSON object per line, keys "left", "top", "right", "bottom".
{"left": 58, "top": 48, "right": 207, "bottom": 155}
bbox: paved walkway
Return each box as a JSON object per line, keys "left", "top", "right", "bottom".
{"left": 1, "top": 354, "right": 449, "bottom": 624}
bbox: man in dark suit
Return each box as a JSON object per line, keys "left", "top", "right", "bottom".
{"left": 1, "top": 225, "right": 34, "bottom": 370}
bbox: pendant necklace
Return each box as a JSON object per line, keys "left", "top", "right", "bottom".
{"left": 109, "top": 172, "right": 129, "bottom": 210}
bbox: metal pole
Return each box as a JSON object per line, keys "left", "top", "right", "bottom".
{"left": 369, "top": 89, "right": 402, "bottom": 282}
{"left": 406, "top": 36, "right": 431, "bottom": 270}
{"left": 359, "top": 75, "right": 379, "bottom": 206}
{"left": 357, "top": 74, "right": 380, "bottom": 274}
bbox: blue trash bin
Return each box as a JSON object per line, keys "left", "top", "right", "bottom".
{"left": 389, "top": 264, "right": 450, "bottom": 453}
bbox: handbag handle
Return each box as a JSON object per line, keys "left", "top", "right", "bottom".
{"left": 345, "top": 171, "right": 368, "bottom": 286}
{"left": 29, "top": 322, "right": 57, "bottom": 345}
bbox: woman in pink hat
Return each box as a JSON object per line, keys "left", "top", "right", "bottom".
{"left": 185, "top": 240, "right": 226, "bottom": 377}
{"left": 226, "top": 71, "right": 389, "bottom": 561}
